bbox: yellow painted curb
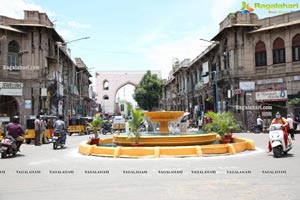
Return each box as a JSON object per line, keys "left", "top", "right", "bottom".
{"left": 78, "top": 136, "right": 256, "bottom": 158}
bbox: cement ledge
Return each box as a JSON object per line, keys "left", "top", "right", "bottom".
{"left": 78, "top": 137, "right": 255, "bottom": 158}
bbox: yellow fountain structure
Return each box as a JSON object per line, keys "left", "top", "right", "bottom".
{"left": 143, "top": 111, "right": 184, "bottom": 133}
{"left": 79, "top": 111, "right": 256, "bottom": 158}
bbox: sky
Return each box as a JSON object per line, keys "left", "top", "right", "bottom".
{"left": 1, "top": 0, "right": 299, "bottom": 104}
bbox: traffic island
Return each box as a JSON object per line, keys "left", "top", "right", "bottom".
{"left": 78, "top": 136, "right": 255, "bottom": 158}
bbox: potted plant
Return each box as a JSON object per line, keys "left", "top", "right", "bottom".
{"left": 204, "top": 112, "right": 241, "bottom": 143}
{"left": 128, "top": 109, "right": 144, "bottom": 145}
{"left": 87, "top": 115, "right": 101, "bottom": 145}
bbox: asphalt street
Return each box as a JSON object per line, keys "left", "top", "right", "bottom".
{"left": 0, "top": 132, "right": 299, "bottom": 200}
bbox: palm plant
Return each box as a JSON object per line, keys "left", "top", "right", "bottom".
{"left": 87, "top": 115, "right": 101, "bottom": 138}
{"left": 128, "top": 109, "right": 144, "bottom": 144}
{"left": 204, "top": 112, "right": 240, "bottom": 139}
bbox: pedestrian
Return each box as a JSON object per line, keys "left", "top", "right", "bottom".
{"left": 287, "top": 114, "right": 295, "bottom": 140}
{"left": 34, "top": 115, "right": 41, "bottom": 146}
{"left": 40, "top": 117, "right": 48, "bottom": 144}
{"left": 256, "top": 115, "right": 263, "bottom": 133}
{"left": 198, "top": 117, "right": 203, "bottom": 130}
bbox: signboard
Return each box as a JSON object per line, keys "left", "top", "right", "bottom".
{"left": 256, "top": 78, "right": 283, "bottom": 85}
{"left": 41, "top": 88, "right": 47, "bottom": 97}
{"left": 255, "top": 89, "right": 287, "bottom": 102}
{"left": 58, "top": 101, "right": 63, "bottom": 115}
{"left": 202, "top": 62, "right": 209, "bottom": 84}
{"left": 25, "top": 100, "right": 32, "bottom": 109}
{"left": 0, "top": 82, "right": 23, "bottom": 96}
{"left": 239, "top": 81, "right": 255, "bottom": 91}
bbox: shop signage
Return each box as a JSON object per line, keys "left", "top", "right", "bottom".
{"left": 255, "top": 89, "right": 287, "bottom": 102}
{"left": 0, "top": 82, "right": 23, "bottom": 96}
{"left": 239, "top": 81, "right": 255, "bottom": 91}
{"left": 256, "top": 78, "right": 283, "bottom": 85}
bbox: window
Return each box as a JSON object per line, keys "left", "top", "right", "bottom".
{"left": 255, "top": 41, "right": 267, "bottom": 66}
{"left": 103, "top": 95, "right": 109, "bottom": 100}
{"left": 292, "top": 34, "right": 300, "bottom": 62}
{"left": 103, "top": 80, "right": 109, "bottom": 90}
{"left": 273, "top": 38, "right": 285, "bottom": 64}
{"left": 120, "top": 104, "right": 124, "bottom": 112}
{"left": 7, "top": 40, "right": 20, "bottom": 66}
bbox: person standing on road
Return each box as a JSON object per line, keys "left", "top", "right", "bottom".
{"left": 287, "top": 114, "right": 295, "bottom": 140}
{"left": 40, "top": 117, "right": 48, "bottom": 144}
{"left": 256, "top": 115, "right": 263, "bottom": 133}
{"left": 34, "top": 115, "right": 41, "bottom": 146}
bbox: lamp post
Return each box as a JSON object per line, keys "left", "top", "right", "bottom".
{"left": 212, "top": 71, "right": 219, "bottom": 113}
{"left": 56, "top": 36, "right": 90, "bottom": 116}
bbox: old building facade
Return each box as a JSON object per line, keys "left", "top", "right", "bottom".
{"left": 0, "top": 11, "right": 93, "bottom": 125}
{"left": 161, "top": 11, "right": 300, "bottom": 130}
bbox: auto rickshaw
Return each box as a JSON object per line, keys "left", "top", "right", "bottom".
{"left": 68, "top": 116, "right": 92, "bottom": 136}
{"left": 24, "top": 115, "right": 57, "bottom": 144}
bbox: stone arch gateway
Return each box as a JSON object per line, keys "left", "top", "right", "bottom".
{"left": 95, "top": 71, "right": 161, "bottom": 115}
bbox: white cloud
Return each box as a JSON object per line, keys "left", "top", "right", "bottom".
{"left": 0, "top": 0, "right": 46, "bottom": 19}
{"left": 138, "top": 27, "right": 214, "bottom": 79}
{"left": 210, "top": 0, "right": 238, "bottom": 25}
{"left": 67, "top": 21, "right": 91, "bottom": 29}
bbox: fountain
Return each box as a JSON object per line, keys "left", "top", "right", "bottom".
{"left": 143, "top": 111, "right": 184, "bottom": 133}
{"left": 79, "top": 111, "right": 256, "bottom": 158}
{"left": 113, "top": 111, "right": 217, "bottom": 146}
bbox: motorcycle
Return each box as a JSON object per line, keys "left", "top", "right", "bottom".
{"left": 101, "top": 124, "right": 112, "bottom": 135}
{"left": 52, "top": 132, "right": 66, "bottom": 150}
{"left": 269, "top": 124, "right": 292, "bottom": 158}
{"left": 0, "top": 135, "right": 19, "bottom": 158}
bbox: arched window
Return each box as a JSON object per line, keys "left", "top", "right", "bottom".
{"left": 103, "top": 95, "right": 109, "bottom": 100}
{"left": 292, "top": 34, "right": 300, "bottom": 62}
{"left": 103, "top": 80, "right": 109, "bottom": 90}
{"left": 273, "top": 38, "right": 285, "bottom": 64}
{"left": 7, "top": 40, "right": 20, "bottom": 66}
{"left": 255, "top": 41, "right": 267, "bottom": 66}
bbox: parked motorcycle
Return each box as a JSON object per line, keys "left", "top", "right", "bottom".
{"left": 0, "top": 135, "right": 19, "bottom": 158}
{"left": 52, "top": 132, "right": 66, "bottom": 150}
{"left": 269, "top": 124, "right": 292, "bottom": 158}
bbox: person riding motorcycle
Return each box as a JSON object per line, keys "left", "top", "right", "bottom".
{"left": 268, "top": 111, "right": 289, "bottom": 152}
{"left": 53, "top": 115, "right": 67, "bottom": 144}
{"left": 6, "top": 116, "right": 25, "bottom": 151}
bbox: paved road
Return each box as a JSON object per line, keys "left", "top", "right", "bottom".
{"left": 0, "top": 132, "right": 299, "bottom": 200}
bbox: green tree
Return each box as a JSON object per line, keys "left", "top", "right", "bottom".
{"left": 133, "top": 70, "right": 162, "bottom": 111}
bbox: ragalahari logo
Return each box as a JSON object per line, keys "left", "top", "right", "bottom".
{"left": 240, "top": 1, "right": 254, "bottom": 15}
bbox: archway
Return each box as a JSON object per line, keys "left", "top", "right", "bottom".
{"left": 0, "top": 96, "right": 19, "bottom": 118}
{"left": 115, "top": 83, "right": 137, "bottom": 118}
{"left": 95, "top": 71, "right": 161, "bottom": 115}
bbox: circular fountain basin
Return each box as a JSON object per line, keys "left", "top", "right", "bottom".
{"left": 79, "top": 136, "right": 256, "bottom": 158}
{"left": 113, "top": 132, "right": 217, "bottom": 146}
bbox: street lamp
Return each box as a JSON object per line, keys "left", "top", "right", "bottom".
{"left": 212, "top": 71, "right": 219, "bottom": 113}
{"left": 202, "top": 71, "right": 219, "bottom": 113}
{"left": 199, "top": 38, "right": 220, "bottom": 45}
